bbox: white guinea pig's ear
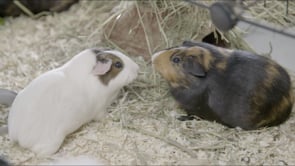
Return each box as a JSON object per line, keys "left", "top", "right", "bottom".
{"left": 92, "top": 59, "right": 112, "bottom": 75}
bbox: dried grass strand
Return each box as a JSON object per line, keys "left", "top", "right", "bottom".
{"left": 124, "top": 125, "right": 198, "bottom": 158}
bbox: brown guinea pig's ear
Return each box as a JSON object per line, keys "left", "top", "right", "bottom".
{"left": 183, "top": 56, "right": 206, "bottom": 77}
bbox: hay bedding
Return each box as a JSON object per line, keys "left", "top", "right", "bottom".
{"left": 0, "top": 0, "right": 294, "bottom": 165}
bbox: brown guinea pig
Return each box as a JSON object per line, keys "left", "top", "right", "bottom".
{"left": 152, "top": 41, "right": 294, "bottom": 130}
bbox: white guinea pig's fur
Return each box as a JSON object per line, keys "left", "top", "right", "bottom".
{"left": 8, "top": 48, "right": 139, "bottom": 156}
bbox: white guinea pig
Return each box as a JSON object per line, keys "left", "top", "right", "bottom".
{"left": 8, "top": 48, "right": 139, "bottom": 156}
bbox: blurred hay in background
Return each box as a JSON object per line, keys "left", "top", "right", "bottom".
{"left": 243, "top": 0, "right": 295, "bottom": 27}
{"left": 102, "top": 0, "right": 295, "bottom": 60}
{"left": 100, "top": 0, "right": 295, "bottom": 89}
{"left": 242, "top": 0, "right": 295, "bottom": 87}
{"left": 102, "top": 0, "right": 253, "bottom": 60}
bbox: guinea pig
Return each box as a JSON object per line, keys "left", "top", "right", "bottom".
{"left": 152, "top": 41, "right": 294, "bottom": 130}
{"left": 8, "top": 48, "right": 139, "bottom": 155}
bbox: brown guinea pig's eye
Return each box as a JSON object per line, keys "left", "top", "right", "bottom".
{"left": 172, "top": 57, "right": 181, "bottom": 63}
{"left": 114, "top": 61, "right": 123, "bottom": 68}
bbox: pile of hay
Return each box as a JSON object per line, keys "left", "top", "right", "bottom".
{"left": 0, "top": 0, "right": 294, "bottom": 165}
{"left": 102, "top": 0, "right": 253, "bottom": 60}
{"left": 244, "top": 0, "right": 295, "bottom": 27}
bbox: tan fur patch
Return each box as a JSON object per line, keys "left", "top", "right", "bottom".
{"left": 264, "top": 62, "right": 280, "bottom": 88}
{"left": 217, "top": 47, "right": 232, "bottom": 57}
{"left": 252, "top": 62, "right": 280, "bottom": 106}
{"left": 99, "top": 54, "right": 124, "bottom": 85}
{"left": 216, "top": 60, "right": 227, "bottom": 71}
{"left": 152, "top": 49, "right": 185, "bottom": 86}
{"left": 186, "top": 47, "right": 214, "bottom": 70}
{"left": 256, "top": 94, "right": 293, "bottom": 127}
{"left": 290, "top": 87, "right": 295, "bottom": 103}
{"left": 288, "top": 84, "right": 295, "bottom": 107}
{"left": 251, "top": 88, "right": 266, "bottom": 110}
{"left": 254, "top": 61, "right": 293, "bottom": 127}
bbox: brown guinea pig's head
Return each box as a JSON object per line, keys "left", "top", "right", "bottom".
{"left": 152, "top": 45, "right": 217, "bottom": 87}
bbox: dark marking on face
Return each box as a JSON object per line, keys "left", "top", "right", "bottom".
{"left": 94, "top": 51, "right": 124, "bottom": 85}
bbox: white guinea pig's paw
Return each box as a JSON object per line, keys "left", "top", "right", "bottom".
{"left": 31, "top": 144, "right": 60, "bottom": 156}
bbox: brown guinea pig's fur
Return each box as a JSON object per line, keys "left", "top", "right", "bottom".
{"left": 152, "top": 41, "right": 294, "bottom": 130}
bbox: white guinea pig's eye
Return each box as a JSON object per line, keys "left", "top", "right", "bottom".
{"left": 172, "top": 57, "right": 181, "bottom": 63}
{"left": 114, "top": 61, "right": 123, "bottom": 68}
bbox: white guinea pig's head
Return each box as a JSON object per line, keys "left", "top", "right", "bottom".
{"left": 64, "top": 48, "right": 139, "bottom": 88}
{"left": 92, "top": 49, "right": 139, "bottom": 87}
